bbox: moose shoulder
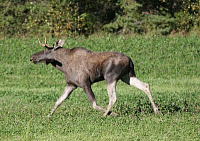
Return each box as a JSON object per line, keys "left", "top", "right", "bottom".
{"left": 30, "top": 37, "right": 160, "bottom": 117}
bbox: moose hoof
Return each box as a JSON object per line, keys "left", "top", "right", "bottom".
{"left": 47, "top": 114, "right": 53, "bottom": 119}
{"left": 103, "top": 111, "right": 119, "bottom": 117}
{"left": 110, "top": 112, "right": 119, "bottom": 117}
{"left": 154, "top": 109, "right": 161, "bottom": 115}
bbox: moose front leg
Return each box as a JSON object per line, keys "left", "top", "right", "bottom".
{"left": 48, "top": 85, "right": 76, "bottom": 117}
{"left": 83, "top": 85, "right": 106, "bottom": 112}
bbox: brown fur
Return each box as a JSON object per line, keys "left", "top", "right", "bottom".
{"left": 31, "top": 47, "right": 135, "bottom": 87}
{"left": 30, "top": 40, "right": 159, "bottom": 117}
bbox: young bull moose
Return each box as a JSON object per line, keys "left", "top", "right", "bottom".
{"left": 30, "top": 37, "right": 160, "bottom": 117}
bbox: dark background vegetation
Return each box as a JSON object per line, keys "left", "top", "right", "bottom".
{"left": 0, "top": 0, "right": 200, "bottom": 37}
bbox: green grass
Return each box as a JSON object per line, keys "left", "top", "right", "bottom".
{"left": 0, "top": 35, "right": 199, "bottom": 140}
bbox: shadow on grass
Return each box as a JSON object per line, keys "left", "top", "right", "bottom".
{"left": 116, "top": 99, "right": 197, "bottom": 116}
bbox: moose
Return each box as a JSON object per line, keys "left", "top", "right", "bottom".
{"left": 30, "top": 37, "right": 159, "bottom": 117}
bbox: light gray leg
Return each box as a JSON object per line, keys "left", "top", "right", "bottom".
{"left": 103, "top": 81, "right": 118, "bottom": 117}
{"left": 48, "top": 85, "right": 76, "bottom": 117}
{"left": 129, "top": 77, "right": 159, "bottom": 113}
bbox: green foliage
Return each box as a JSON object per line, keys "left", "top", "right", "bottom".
{"left": 158, "top": 0, "right": 200, "bottom": 33}
{"left": 0, "top": 0, "right": 80, "bottom": 37}
{"left": 0, "top": 0, "right": 118, "bottom": 37}
{"left": 103, "top": 0, "right": 143, "bottom": 33}
{"left": 45, "top": 0, "right": 79, "bottom": 36}
{"left": 103, "top": 0, "right": 176, "bottom": 35}
{"left": 0, "top": 0, "right": 200, "bottom": 37}
{"left": 0, "top": 36, "right": 200, "bottom": 140}
{"left": 103, "top": 0, "right": 200, "bottom": 35}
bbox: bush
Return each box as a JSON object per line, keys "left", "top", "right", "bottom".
{"left": 103, "top": 0, "right": 199, "bottom": 35}
{"left": 0, "top": 0, "right": 199, "bottom": 37}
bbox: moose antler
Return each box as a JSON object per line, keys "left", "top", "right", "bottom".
{"left": 38, "top": 37, "right": 53, "bottom": 49}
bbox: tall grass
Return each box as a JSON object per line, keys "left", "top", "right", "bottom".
{"left": 0, "top": 36, "right": 199, "bottom": 140}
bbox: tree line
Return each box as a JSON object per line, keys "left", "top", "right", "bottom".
{"left": 0, "top": 0, "right": 199, "bottom": 37}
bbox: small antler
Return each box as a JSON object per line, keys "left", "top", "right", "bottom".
{"left": 38, "top": 37, "right": 53, "bottom": 49}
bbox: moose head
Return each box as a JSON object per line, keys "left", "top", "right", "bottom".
{"left": 30, "top": 37, "right": 65, "bottom": 64}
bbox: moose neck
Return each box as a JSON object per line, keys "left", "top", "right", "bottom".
{"left": 50, "top": 48, "right": 69, "bottom": 73}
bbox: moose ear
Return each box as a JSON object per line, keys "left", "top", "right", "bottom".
{"left": 57, "top": 39, "right": 65, "bottom": 47}
{"left": 53, "top": 39, "right": 65, "bottom": 50}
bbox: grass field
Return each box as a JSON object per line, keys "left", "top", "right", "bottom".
{"left": 0, "top": 35, "right": 199, "bottom": 140}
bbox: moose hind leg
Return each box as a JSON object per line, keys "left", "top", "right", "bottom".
{"left": 103, "top": 81, "right": 119, "bottom": 117}
{"left": 129, "top": 77, "right": 159, "bottom": 113}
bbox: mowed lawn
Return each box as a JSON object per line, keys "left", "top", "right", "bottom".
{"left": 0, "top": 36, "right": 199, "bottom": 140}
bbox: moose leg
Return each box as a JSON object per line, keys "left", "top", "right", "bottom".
{"left": 83, "top": 85, "right": 106, "bottom": 112}
{"left": 122, "top": 76, "right": 159, "bottom": 113}
{"left": 103, "top": 81, "right": 119, "bottom": 117}
{"left": 48, "top": 85, "right": 76, "bottom": 117}
{"left": 129, "top": 77, "right": 159, "bottom": 113}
